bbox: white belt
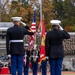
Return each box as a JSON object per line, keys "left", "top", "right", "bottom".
{"left": 10, "top": 40, "right": 23, "bottom": 43}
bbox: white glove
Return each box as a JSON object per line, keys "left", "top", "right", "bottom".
{"left": 21, "top": 21, "right": 26, "bottom": 26}
{"left": 8, "top": 54, "right": 11, "bottom": 58}
{"left": 59, "top": 25, "right": 64, "bottom": 31}
{"left": 24, "top": 55, "right": 27, "bottom": 57}
{"left": 35, "top": 56, "right": 38, "bottom": 58}
{"left": 46, "top": 56, "right": 49, "bottom": 60}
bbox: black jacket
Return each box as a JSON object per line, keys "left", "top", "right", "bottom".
{"left": 45, "top": 29, "right": 70, "bottom": 59}
{"left": 6, "top": 25, "right": 34, "bottom": 55}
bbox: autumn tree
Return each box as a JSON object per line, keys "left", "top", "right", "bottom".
{"left": 9, "top": 1, "right": 34, "bottom": 26}
{"left": 2, "top": 0, "right": 75, "bottom": 32}
{"left": 30, "top": 0, "right": 56, "bottom": 30}
{"left": 52, "top": 0, "right": 75, "bottom": 32}
{"left": 42, "top": 0, "right": 56, "bottom": 30}
{"left": 9, "top": 1, "right": 21, "bottom": 21}
{"left": 62, "top": 0, "right": 75, "bottom": 27}
{"left": 19, "top": 1, "right": 34, "bottom": 26}
{"left": 0, "top": 0, "right": 11, "bottom": 22}
{"left": 1, "top": 0, "right": 56, "bottom": 30}
{"left": 53, "top": 0, "right": 65, "bottom": 20}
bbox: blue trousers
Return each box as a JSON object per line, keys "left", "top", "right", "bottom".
{"left": 32, "top": 62, "right": 38, "bottom": 75}
{"left": 49, "top": 58, "right": 63, "bottom": 75}
{"left": 24, "top": 63, "right": 29, "bottom": 75}
{"left": 11, "top": 55, "right": 23, "bottom": 75}
{"left": 41, "top": 60, "right": 47, "bottom": 75}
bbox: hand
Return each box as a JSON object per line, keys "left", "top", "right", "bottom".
{"left": 25, "top": 26, "right": 30, "bottom": 30}
{"left": 24, "top": 55, "right": 27, "bottom": 57}
{"left": 46, "top": 56, "right": 49, "bottom": 60}
{"left": 21, "top": 21, "right": 26, "bottom": 26}
{"left": 8, "top": 54, "right": 11, "bottom": 59}
{"left": 35, "top": 56, "right": 38, "bottom": 58}
{"left": 59, "top": 25, "right": 64, "bottom": 31}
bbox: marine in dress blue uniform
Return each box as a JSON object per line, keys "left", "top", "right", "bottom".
{"left": 45, "top": 20, "right": 70, "bottom": 75}
{"left": 6, "top": 17, "right": 34, "bottom": 75}
{"left": 24, "top": 44, "right": 30, "bottom": 75}
{"left": 31, "top": 45, "right": 39, "bottom": 75}
{"left": 41, "top": 58, "right": 47, "bottom": 75}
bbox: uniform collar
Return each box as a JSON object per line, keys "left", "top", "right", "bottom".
{"left": 14, "top": 25, "right": 19, "bottom": 26}
{"left": 53, "top": 28, "right": 58, "bottom": 31}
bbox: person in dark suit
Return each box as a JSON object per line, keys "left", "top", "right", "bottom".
{"left": 31, "top": 44, "right": 39, "bottom": 75}
{"left": 23, "top": 44, "right": 30, "bottom": 75}
{"left": 45, "top": 20, "right": 70, "bottom": 75}
{"left": 41, "top": 59, "right": 47, "bottom": 75}
{"left": 6, "top": 17, "right": 34, "bottom": 75}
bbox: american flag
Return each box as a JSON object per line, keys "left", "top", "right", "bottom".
{"left": 29, "top": 10, "right": 36, "bottom": 50}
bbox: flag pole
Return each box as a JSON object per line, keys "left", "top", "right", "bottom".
{"left": 40, "top": 0, "right": 42, "bottom": 21}
{"left": 39, "top": 0, "right": 42, "bottom": 35}
{"left": 33, "top": 6, "right": 37, "bottom": 45}
{"left": 38, "top": 0, "right": 47, "bottom": 64}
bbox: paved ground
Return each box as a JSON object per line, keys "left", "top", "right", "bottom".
{"left": 26, "top": 71, "right": 75, "bottom": 75}
{"left": 37, "top": 71, "right": 75, "bottom": 75}
{"left": 25, "top": 71, "right": 75, "bottom": 75}
{"left": 0, "top": 71, "right": 75, "bottom": 75}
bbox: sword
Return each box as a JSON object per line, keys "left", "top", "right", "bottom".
{"left": 24, "top": 52, "right": 27, "bottom": 66}
{"left": 31, "top": 55, "right": 38, "bottom": 62}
